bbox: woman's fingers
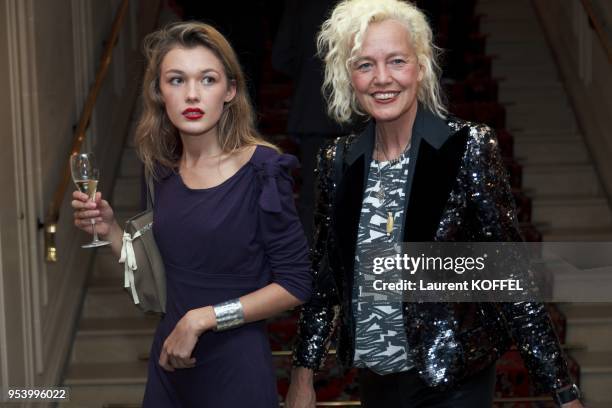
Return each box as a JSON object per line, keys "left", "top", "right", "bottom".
{"left": 74, "top": 209, "right": 100, "bottom": 219}
{"left": 159, "top": 349, "right": 175, "bottom": 372}
{"left": 170, "top": 356, "right": 183, "bottom": 369}
{"left": 72, "top": 193, "right": 97, "bottom": 209}
{"left": 72, "top": 190, "right": 89, "bottom": 202}
{"left": 169, "top": 355, "right": 195, "bottom": 369}
{"left": 159, "top": 340, "right": 196, "bottom": 371}
{"left": 74, "top": 218, "right": 102, "bottom": 228}
{"left": 71, "top": 198, "right": 95, "bottom": 210}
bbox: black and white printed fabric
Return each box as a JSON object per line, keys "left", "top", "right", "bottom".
{"left": 352, "top": 147, "right": 413, "bottom": 374}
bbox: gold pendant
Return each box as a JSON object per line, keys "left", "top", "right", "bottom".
{"left": 386, "top": 212, "right": 394, "bottom": 236}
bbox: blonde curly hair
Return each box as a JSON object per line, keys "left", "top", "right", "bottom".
{"left": 317, "top": 0, "right": 447, "bottom": 123}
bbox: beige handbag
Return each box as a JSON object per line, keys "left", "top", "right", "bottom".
{"left": 119, "top": 174, "right": 166, "bottom": 314}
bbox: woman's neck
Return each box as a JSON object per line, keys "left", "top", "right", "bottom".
{"left": 375, "top": 103, "right": 418, "bottom": 160}
{"left": 179, "top": 129, "right": 224, "bottom": 167}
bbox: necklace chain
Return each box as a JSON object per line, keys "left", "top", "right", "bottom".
{"left": 374, "top": 136, "right": 410, "bottom": 236}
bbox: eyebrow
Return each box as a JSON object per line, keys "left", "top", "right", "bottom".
{"left": 163, "top": 68, "right": 220, "bottom": 75}
{"left": 355, "top": 52, "right": 411, "bottom": 61}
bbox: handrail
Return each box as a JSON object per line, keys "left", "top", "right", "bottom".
{"left": 580, "top": 0, "right": 612, "bottom": 65}
{"left": 44, "top": 0, "right": 130, "bottom": 262}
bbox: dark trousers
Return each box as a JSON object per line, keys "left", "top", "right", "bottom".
{"left": 358, "top": 364, "right": 496, "bottom": 408}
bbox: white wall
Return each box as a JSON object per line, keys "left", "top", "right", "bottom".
{"left": 0, "top": 0, "right": 159, "bottom": 402}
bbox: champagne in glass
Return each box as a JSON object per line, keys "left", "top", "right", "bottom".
{"left": 70, "top": 153, "right": 110, "bottom": 248}
{"left": 74, "top": 179, "right": 99, "bottom": 200}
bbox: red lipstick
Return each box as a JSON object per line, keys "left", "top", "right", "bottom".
{"left": 182, "top": 108, "right": 204, "bottom": 120}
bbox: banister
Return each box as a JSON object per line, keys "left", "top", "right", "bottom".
{"left": 44, "top": 0, "right": 130, "bottom": 262}
{"left": 580, "top": 0, "right": 612, "bottom": 65}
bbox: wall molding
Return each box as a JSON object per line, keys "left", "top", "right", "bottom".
{"left": 5, "top": 0, "right": 39, "bottom": 385}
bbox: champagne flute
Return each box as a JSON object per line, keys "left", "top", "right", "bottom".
{"left": 70, "top": 153, "right": 110, "bottom": 248}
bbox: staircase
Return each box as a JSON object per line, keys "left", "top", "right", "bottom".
{"left": 59, "top": 0, "right": 612, "bottom": 406}
{"left": 477, "top": 0, "right": 612, "bottom": 405}
{"left": 60, "top": 117, "right": 153, "bottom": 408}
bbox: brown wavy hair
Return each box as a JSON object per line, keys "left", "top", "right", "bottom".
{"left": 135, "top": 21, "right": 277, "bottom": 179}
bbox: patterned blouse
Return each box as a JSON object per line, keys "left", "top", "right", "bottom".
{"left": 352, "top": 147, "right": 413, "bottom": 374}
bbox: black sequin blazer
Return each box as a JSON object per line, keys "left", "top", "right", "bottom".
{"left": 292, "top": 105, "right": 572, "bottom": 394}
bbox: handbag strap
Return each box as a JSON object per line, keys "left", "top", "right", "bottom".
{"left": 145, "top": 171, "right": 155, "bottom": 209}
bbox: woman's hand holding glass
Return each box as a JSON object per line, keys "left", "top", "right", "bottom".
{"left": 70, "top": 153, "right": 111, "bottom": 248}
{"left": 71, "top": 190, "right": 116, "bottom": 240}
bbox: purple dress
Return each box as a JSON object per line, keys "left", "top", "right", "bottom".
{"left": 142, "top": 146, "right": 312, "bottom": 407}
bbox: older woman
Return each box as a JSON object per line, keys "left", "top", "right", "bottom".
{"left": 286, "top": 0, "right": 583, "bottom": 407}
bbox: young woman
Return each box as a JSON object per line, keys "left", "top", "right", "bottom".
{"left": 72, "top": 22, "right": 312, "bottom": 407}
{"left": 287, "top": 0, "right": 583, "bottom": 407}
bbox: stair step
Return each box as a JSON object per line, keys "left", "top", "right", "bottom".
{"left": 514, "top": 138, "right": 589, "bottom": 165}
{"left": 478, "top": 3, "right": 535, "bottom": 18}
{"left": 92, "top": 247, "right": 124, "bottom": 281}
{"left": 112, "top": 177, "right": 141, "bottom": 210}
{"left": 483, "top": 29, "right": 548, "bottom": 43}
{"left": 500, "top": 77, "right": 563, "bottom": 87}
{"left": 508, "top": 115, "right": 577, "bottom": 133}
{"left": 61, "top": 361, "right": 147, "bottom": 407}
{"left": 72, "top": 336, "right": 154, "bottom": 364}
{"left": 493, "top": 68, "right": 559, "bottom": 83}
{"left": 500, "top": 93, "right": 568, "bottom": 106}
{"left": 61, "top": 362, "right": 147, "bottom": 407}
{"left": 59, "top": 385, "right": 145, "bottom": 408}
{"left": 78, "top": 316, "right": 159, "bottom": 335}
{"left": 492, "top": 48, "right": 555, "bottom": 64}
{"left": 82, "top": 288, "right": 143, "bottom": 319}
{"left": 543, "top": 226, "right": 612, "bottom": 242}
{"left": 480, "top": 17, "right": 542, "bottom": 32}
{"left": 487, "top": 42, "right": 548, "bottom": 56}
{"left": 507, "top": 111, "right": 577, "bottom": 132}
{"left": 65, "top": 361, "right": 148, "bottom": 385}
{"left": 488, "top": 44, "right": 550, "bottom": 60}
{"left": 532, "top": 197, "right": 612, "bottom": 229}
{"left": 523, "top": 164, "right": 602, "bottom": 197}
{"left": 119, "top": 148, "right": 141, "bottom": 178}
{"left": 511, "top": 130, "right": 581, "bottom": 141}
{"left": 71, "top": 317, "right": 157, "bottom": 364}
{"left": 560, "top": 304, "right": 612, "bottom": 353}
{"left": 58, "top": 384, "right": 145, "bottom": 408}
{"left": 568, "top": 351, "right": 612, "bottom": 403}
{"left": 553, "top": 264, "right": 612, "bottom": 303}
{"left": 499, "top": 87, "right": 566, "bottom": 104}
{"left": 495, "top": 58, "right": 556, "bottom": 72}
{"left": 505, "top": 102, "right": 572, "bottom": 117}
{"left": 587, "top": 402, "right": 612, "bottom": 408}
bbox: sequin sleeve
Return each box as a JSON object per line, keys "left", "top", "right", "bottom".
{"left": 465, "top": 125, "right": 573, "bottom": 393}
{"left": 292, "top": 139, "right": 341, "bottom": 370}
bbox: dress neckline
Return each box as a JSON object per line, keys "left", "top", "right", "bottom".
{"left": 177, "top": 145, "right": 260, "bottom": 192}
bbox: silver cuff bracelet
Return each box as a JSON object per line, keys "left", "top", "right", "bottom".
{"left": 213, "top": 298, "right": 245, "bottom": 331}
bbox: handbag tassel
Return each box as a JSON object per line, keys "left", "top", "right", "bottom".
{"left": 119, "top": 231, "right": 141, "bottom": 304}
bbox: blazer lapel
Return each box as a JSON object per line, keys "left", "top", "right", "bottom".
{"left": 402, "top": 108, "right": 469, "bottom": 241}
{"left": 332, "top": 106, "right": 468, "bottom": 277}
